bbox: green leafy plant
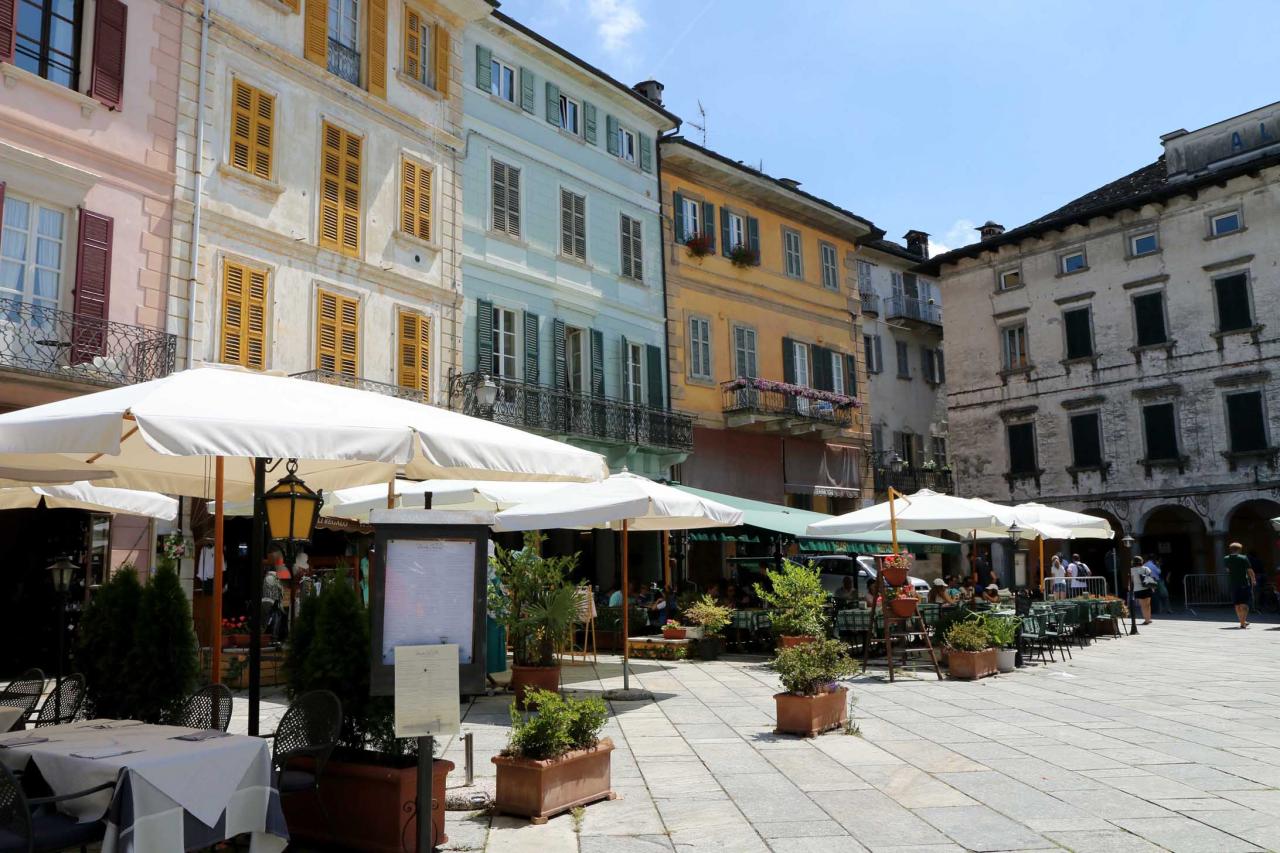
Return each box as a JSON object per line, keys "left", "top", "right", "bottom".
{"left": 982, "top": 614, "right": 1021, "bottom": 648}
{"left": 684, "top": 232, "right": 714, "bottom": 257}
{"left": 76, "top": 564, "right": 143, "bottom": 719}
{"left": 944, "top": 619, "right": 993, "bottom": 652}
{"left": 682, "top": 595, "right": 731, "bottom": 637}
{"left": 505, "top": 688, "right": 609, "bottom": 761}
{"left": 754, "top": 560, "right": 829, "bottom": 638}
{"left": 127, "top": 566, "right": 200, "bottom": 724}
{"left": 770, "top": 638, "right": 859, "bottom": 696}
{"left": 728, "top": 243, "right": 758, "bottom": 268}
{"left": 488, "top": 533, "right": 581, "bottom": 668}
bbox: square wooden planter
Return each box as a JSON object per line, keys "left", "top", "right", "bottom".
{"left": 948, "top": 649, "right": 998, "bottom": 680}
{"left": 492, "top": 738, "right": 616, "bottom": 824}
{"left": 774, "top": 687, "right": 847, "bottom": 737}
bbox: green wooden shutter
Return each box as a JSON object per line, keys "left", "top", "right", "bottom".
{"left": 476, "top": 298, "right": 493, "bottom": 374}
{"left": 846, "top": 353, "right": 857, "bottom": 396}
{"left": 583, "top": 101, "right": 597, "bottom": 144}
{"left": 605, "top": 114, "right": 619, "bottom": 155}
{"left": 523, "top": 310, "right": 539, "bottom": 383}
{"left": 519, "top": 67, "right": 535, "bottom": 113}
{"left": 747, "top": 216, "right": 760, "bottom": 265}
{"left": 720, "top": 207, "right": 731, "bottom": 257}
{"left": 553, "top": 318, "right": 567, "bottom": 389}
{"left": 475, "top": 44, "right": 491, "bottom": 91}
{"left": 646, "top": 344, "right": 664, "bottom": 408}
{"left": 812, "top": 346, "right": 833, "bottom": 391}
{"left": 701, "top": 202, "right": 715, "bottom": 252}
{"left": 544, "top": 81, "right": 560, "bottom": 125}
{"left": 590, "top": 329, "right": 605, "bottom": 397}
{"left": 619, "top": 335, "right": 631, "bottom": 401}
{"left": 782, "top": 338, "right": 796, "bottom": 384}
{"left": 672, "top": 192, "right": 685, "bottom": 243}
{"left": 639, "top": 133, "right": 652, "bottom": 172}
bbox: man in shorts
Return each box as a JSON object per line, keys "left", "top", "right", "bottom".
{"left": 1226, "top": 542, "right": 1256, "bottom": 629}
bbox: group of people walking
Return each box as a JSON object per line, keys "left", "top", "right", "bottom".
{"left": 1129, "top": 542, "right": 1259, "bottom": 628}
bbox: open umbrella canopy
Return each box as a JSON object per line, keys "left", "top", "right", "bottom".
{"left": 493, "top": 472, "right": 744, "bottom": 532}
{"left": 1010, "top": 502, "right": 1113, "bottom": 539}
{"left": 0, "top": 481, "right": 177, "bottom": 519}
{"left": 0, "top": 365, "right": 607, "bottom": 498}
{"left": 806, "top": 489, "right": 1007, "bottom": 537}
{"left": 208, "top": 478, "right": 569, "bottom": 519}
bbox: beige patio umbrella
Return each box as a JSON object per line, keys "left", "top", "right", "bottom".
{"left": 0, "top": 481, "right": 177, "bottom": 519}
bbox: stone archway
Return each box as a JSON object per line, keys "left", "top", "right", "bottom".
{"left": 1140, "top": 504, "right": 1210, "bottom": 604}
{"left": 1073, "top": 509, "right": 1125, "bottom": 597}
{"left": 1226, "top": 499, "right": 1280, "bottom": 583}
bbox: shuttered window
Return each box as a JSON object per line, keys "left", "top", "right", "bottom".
{"left": 396, "top": 309, "right": 431, "bottom": 396}
{"left": 490, "top": 160, "right": 520, "bottom": 238}
{"left": 1226, "top": 391, "right": 1268, "bottom": 454}
{"left": 1063, "top": 307, "right": 1093, "bottom": 359}
{"left": 1002, "top": 324, "right": 1028, "bottom": 370}
{"left": 1069, "top": 412, "right": 1103, "bottom": 468}
{"left": 620, "top": 214, "right": 643, "bottom": 281}
{"left": 1142, "top": 403, "right": 1179, "bottom": 461}
{"left": 820, "top": 242, "right": 839, "bottom": 290}
{"left": 366, "top": 0, "right": 386, "bottom": 97}
{"left": 688, "top": 317, "right": 711, "bottom": 380}
{"left": 400, "top": 157, "right": 432, "bottom": 241}
{"left": 1214, "top": 273, "right": 1253, "bottom": 333}
{"left": 783, "top": 228, "right": 803, "bottom": 278}
{"left": 229, "top": 80, "right": 274, "bottom": 181}
{"left": 1132, "top": 291, "right": 1167, "bottom": 346}
{"left": 318, "top": 122, "right": 362, "bottom": 257}
{"left": 403, "top": 8, "right": 448, "bottom": 92}
{"left": 559, "top": 189, "right": 586, "bottom": 260}
{"left": 71, "top": 209, "right": 112, "bottom": 364}
{"left": 733, "top": 325, "right": 756, "bottom": 379}
{"left": 316, "top": 289, "right": 359, "bottom": 376}
{"left": 88, "top": 0, "right": 126, "bottom": 108}
{"left": 220, "top": 260, "right": 268, "bottom": 370}
{"left": 1007, "top": 422, "right": 1038, "bottom": 475}
{"left": 895, "top": 340, "right": 910, "bottom": 379}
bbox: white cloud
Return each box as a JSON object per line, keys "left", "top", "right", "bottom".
{"left": 586, "top": 0, "right": 645, "bottom": 55}
{"left": 929, "top": 218, "right": 978, "bottom": 257}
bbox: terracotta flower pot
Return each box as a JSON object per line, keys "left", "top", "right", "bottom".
{"left": 888, "top": 597, "right": 919, "bottom": 618}
{"left": 774, "top": 687, "right": 847, "bottom": 737}
{"left": 880, "top": 566, "right": 909, "bottom": 587}
{"left": 492, "top": 738, "right": 616, "bottom": 824}
{"left": 229, "top": 633, "right": 251, "bottom": 647}
{"left": 779, "top": 635, "right": 817, "bottom": 649}
{"left": 510, "top": 664, "right": 561, "bottom": 708}
{"left": 948, "top": 648, "right": 998, "bottom": 680}
{"left": 662, "top": 627, "right": 686, "bottom": 640}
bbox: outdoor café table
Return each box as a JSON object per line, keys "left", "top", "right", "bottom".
{"left": 0, "top": 719, "right": 287, "bottom": 853}
{"left": 0, "top": 705, "right": 24, "bottom": 732}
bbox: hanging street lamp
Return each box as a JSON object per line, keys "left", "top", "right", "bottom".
{"left": 262, "top": 458, "right": 324, "bottom": 551}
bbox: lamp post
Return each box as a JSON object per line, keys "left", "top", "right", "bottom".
{"left": 1004, "top": 526, "right": 1024, "bottom": 667}
{"left": 46, "top": 556, "right": 77, "bottom": 725}
{"left": 476, "top": 374, "right": 498, "bottom": 415}
{"left": 1122, "top": 533, "right": 1138, "bottom": 635}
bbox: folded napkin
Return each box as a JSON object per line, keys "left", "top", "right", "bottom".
{"left": 171, "top": 730, "right": 231, "bottom": 742}
{"left": 0, "top": 735, "right": 49, "bottom": 748}
{"left": 70, "top": 747, "right": 142, "bottom": 760}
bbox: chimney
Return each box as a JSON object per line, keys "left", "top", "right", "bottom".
{"left": 633, "top": 80, "right": 664, "bottom": 106}
{"left": 977, "top": 220, "right": 1005, "bottom": 240}
{"left": 903, "top": 229, "right": 930, "bottom": 259}
{"left": 778, "top": 178, "right": 802, "bottom": 189}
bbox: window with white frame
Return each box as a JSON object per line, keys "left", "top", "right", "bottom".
{"left": 491, "top": 306, "right": 517, "bottom": 379}
{"left": 792, "top": 339, "right": 810, "bottom": 386}
{"left": 617, "top": 126, "right": 636, "bottom": 164}
{"left": 1130, "top": 231, "right": 1158, "bottom": 256}
{"left": 1211, "top": 209, "right": 1242, "bottom": 237}
{"left": 489, "top": 57, "right": 516, "bottom": 102}
{"left": 625, "top": 341, "right": 644, "bottom": 402}
{"left": 1060, "top": 250, "right": 1087, "bottom": 274}
{"left": 998, "top": 268, "right": 1022, "bottom": 290}
{"left": 727, "top": 212, "right": 746, "bottom": 250}
{"left": 680, "top": 197, "right": 701, "bottom": 242}
{"left": 559, "top": 94, "right": 580, "bottom": 135}
{"left": 857, "top": 260, "right": 873, "bottom": 292}
{"left": 820, "top": 242, "right": 839, "bottom": 290}
{"left": 327, "top": 0, "right": 361, "bottom": 85}
{"left": 406, "top": 11, "right": 434, "bottom": 88}
{"left": 566, "top": 326, "right": 587, "bottom": 394}
{"left": 783, "top": 228, "right": 803, "bottom": 278}
{"left": 1002, "top": 324, "right": 1029, "bottom": 370}
{"left": 689, "top": 317, "right": 711, "bottom": 379}
{"left": 733, "top": 325, "right": 756, "bottom": 378}
{"left": 0, "top": 194, "right": 66, "bottom": 314}
{"left": 863, "top": 334, "right": 882, "bottom": 374}
{"left": 830, "top": 350, "right": 845, "bottom": 395}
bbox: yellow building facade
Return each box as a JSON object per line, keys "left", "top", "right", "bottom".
{"left": 660, "top": 138, "right": 876, "bottom": 512}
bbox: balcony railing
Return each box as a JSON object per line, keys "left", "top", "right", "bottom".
{"left": 449, "top": 373, "right": 694, "bottom": 452}
{"left": 873, "top": 465, "right": 954, "bottom": 495}
{"left": 291, "top": 368, "right": 425, "bottom": 402}
{"left": 327, "top": 38, "right": 361, "bottom": 86}
{"left": 885, "top": 294, "right": 942, "bottom": 327}
{"left": 0, "top": 297, "right": 175, "bottom": 386}
{"left": 859, "top": 290, "right": 880, "bottom": 316}
{"left": 721, "top": 378, "right": 857, "bottom": 429}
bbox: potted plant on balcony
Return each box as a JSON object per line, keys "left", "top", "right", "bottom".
{"left": 492, "top": 688, "right": 615, "bottom": 824}
{"left": 728, "top": 243, "right": 758, "bottom": 268}
{"left": 755, "top": 560, "right": 829, "bottom": 647}
{"left": 683, "top": 595, "right": 731, "bottom": 660}
{"left": 944, "top": 617, "right": 998, "bottom": 680}
{"left": 684, "top": 232, "right": 714, "bottom": 258}
{"left": 488, "top": 533, "right": 580, "bottom": 708}
{"left": 661, "top": 619, "right": 686, "bottom": 640}
{"left": 771, "top": 639, "right": 859, "bottom": 737}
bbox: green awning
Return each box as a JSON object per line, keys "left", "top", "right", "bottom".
{"left": 673, "top": 485, "right": 960, "bottom": 555}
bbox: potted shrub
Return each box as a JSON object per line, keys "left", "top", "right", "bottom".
{"left": 661, "top": 619, "right": 686, "bottom": 640}
{"left": 771, "top": 639, "right": 859, "bottom": 737}
{"left": 488, "top": 533, "right": 581, "bottom": 708}
{"left": 222, "top": 616, "right": 249, "bottom": 648}
{"left": 944, "top": 618, "right": 997, "bottom": 680}
{"left": 754, "top": 560, "right": 829, "bottom": 647}
{"left": 492, "top": 688, "right": 615, "bottom": 824}
{"left": 684, "top": 232, "right": 714, "bottom": 258}
{"left": 728, "top": 243, "right": 758, "bottom": 267}
{"left": 985, "top": 614, "right": 1020, "bottom": 672}
{"left": 683, "top": 595, "right": 731, "bottom": 660}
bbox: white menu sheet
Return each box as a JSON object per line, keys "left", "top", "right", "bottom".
{"left": 394, "top": 644, "right": 461, "bottom": 738}
{"left": 382, "top": 538, "right": 476, "bottom": 665}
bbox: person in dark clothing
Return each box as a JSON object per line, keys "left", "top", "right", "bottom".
{"left": 1227, "top": 542, "right": 1256, "bottom": 629}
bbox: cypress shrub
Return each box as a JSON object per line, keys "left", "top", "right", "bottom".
{"left": 76, "top": 565, "right": 143, "bottom": 719}
{"left": 128, "top": 566, "right": 200, "bottom": 723}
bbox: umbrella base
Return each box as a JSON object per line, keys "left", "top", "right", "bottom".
{"left": 603, "top": 688, "right": 653, "bottom": 702}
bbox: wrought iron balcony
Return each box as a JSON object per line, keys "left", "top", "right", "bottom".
{"left": 327, "top": 38, "right": 361, "bottom": 86}
{"left": 873, "top": 464, "right": 954, "bottom": 495}
{"left": 290, "top": 368, "right": 425, "bottom": 402}
{"left": 0, "top": 297, "right": 175, "bottom": 387}
{"left": 449, "top": 372, "right": 694, "bottom": 452}
{"left": 859, "top": 290, "right": 880, "bottom": 316}
{"left": 885, "top": 294, "right": 942, "bottom": 330}
{"left": 721, "top": 378, "right": 857, "bottom": 432}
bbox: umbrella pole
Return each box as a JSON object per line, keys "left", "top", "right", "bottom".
{"left": 662, "top": 530, "right": 671, "bottom": 591}
{"left": 211, "top": 457, "right": 224, "bottom": 685}
{"left": 888, "top": 487, "right": 899, "bottom": 553}
{"left": 248, "top": 457, "right": 266, "bottom": 737}
{"left": 621, "top": 519, "right": 630, "bottom": 691}
{"left": 970, "top": 531, "right": 977, "bottom": 583}
{"left": 1038, "top": 536, "right": 1045, "bottom": 593}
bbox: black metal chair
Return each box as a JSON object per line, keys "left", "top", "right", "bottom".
{"left": 0, "top": 672, "right": 45, "bottom": 733}
{"left": 267, "top": 690, "right": 341, "bottom": 797}
{"left": 0, "top": 762, "right": 114, "bottom": 853}
{"left": 31, "top": 676, "right": 84, "bottom": 729}
{"left": 172, "top": 684, "right": 233, "bottom": 732}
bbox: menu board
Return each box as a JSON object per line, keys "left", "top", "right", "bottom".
{"left": 394, "top": 644, "right": 461, "bottom": 738}
{"left": 382, "top": 538, "right": 476, "bottom": 665}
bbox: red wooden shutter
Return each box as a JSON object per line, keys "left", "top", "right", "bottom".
{"left": 0, "top": 182, "right": 6, "bottom": 236}
{"left": 0, "top": 0, "right": 15, "bottom": 64}
{"left": 89, "top": 0, "right": 128, "bottom": 110}
{"left": 72, "top": 209, "right": 113, "bottom": 365}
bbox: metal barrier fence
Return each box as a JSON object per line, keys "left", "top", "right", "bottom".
{"left": 1183, "top": 573, "right": 1232, "bottom": 614}
{"left": 1040, "top": 576, "right": 1109, "bottom": 599}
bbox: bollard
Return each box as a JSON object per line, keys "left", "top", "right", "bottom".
{"left": 464, "top": 730, "right": 474, "bottom": 787}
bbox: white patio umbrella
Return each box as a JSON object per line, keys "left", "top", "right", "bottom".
{"left": 0, "top": 481, "right": 177, "bottom": 519}
{"left": 806, "top": 489, "right": 1007, "bottom": 546}
{"left": 493, "top": 472, "right": 743, "bottom": 695}
{"left": 210, "top": 478, "right": 569, "bottom": 519}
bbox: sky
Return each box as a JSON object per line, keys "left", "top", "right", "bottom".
{"left": 499, "top": 0, "right": 1280, "bottom": 255}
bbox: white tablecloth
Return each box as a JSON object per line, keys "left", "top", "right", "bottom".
{"left": 0, "top": 706, "right": 24, "bottom": 732}
{"left": 0, "top": 719, "right": 287, "bottom": 853}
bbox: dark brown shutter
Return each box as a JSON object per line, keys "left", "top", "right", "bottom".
{"left": 0, "top": 0, "right": 14, "bottom": 64}
{"left": 72, "top": 209, "right": 113, "bottom": 364}
{"left": 89, "top": 0, "right": 128, "bottom": 110}
{"left": 0, "top": 182, "right": 6, "bottom": 235}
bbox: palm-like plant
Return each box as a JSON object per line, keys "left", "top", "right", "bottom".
{"left": 489, "top": 533, "right": 582, "bottom": 667}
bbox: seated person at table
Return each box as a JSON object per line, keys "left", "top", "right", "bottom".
{"left": 722, "top": 583, "right": 749, "bottom": 608}
{"left": 707, "top": 581, "right": 724, "bottom": 605}
{"left": 607, "top": 582, "right": 624, "bottom": 608}
{"left": 928, "top": 578, "right": 957, "bottom": 604}
{"left": 981, "top": 583, "right": 1001, "bottom": 604}
{"left": 958, "top": 577, "right": 977, "bottom": 603}
{"left": 834, "top": 575, "right": 858, "bottom": 604}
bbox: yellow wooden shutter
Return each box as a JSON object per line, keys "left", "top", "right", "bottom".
{"left": 399, "top": 157, "right": 432, "bottom": 241}
{"left": 230, "top": 80, "right": 274, "bottom": 181}
{"left": 317, "top": 289, "right": 359, "bottom": 376}
{"left": 403, "top": 7, "right": 420, "bottom": 82}
{"left": 319, "top": 122, "right": 361, "bottom": 257}
{"left": 367, "top": 0, "right": 387, "bottom": 97}
{"left": 303, "top": 0, "right": 326, "bottom": 65}
{"left": 432, "top": 22, "right": 450, "bottom": 95}
{"left": 221, "top": 261, "right": 269, "bottom": 370}
{"left": 397, "top": 310, "right": 431, "bottom": 396}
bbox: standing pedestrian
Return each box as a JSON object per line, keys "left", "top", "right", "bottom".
{"left": 1144, "top": 556, "right": 1171, "bottom": 614}
{"left": 1065, "top": 556, "right": 1080, "bottom": 598}
{"left": 1050, "top": 554, "right": 1066, "bottom": 599}
{"left": 1071, "top": 553, "right": 1091, "bottom": 595}
{"left": 1226, "top": 542, "right": 1256, "bottom": 629}
{"left": 1130, "top": 556, "right": 1154, "bottom": 624}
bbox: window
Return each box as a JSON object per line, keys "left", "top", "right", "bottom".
{"left": 1226, "top": 391, "right": 1268, "bottom": 454}
{"left": 403, "top": 9, "right": 447, "bottom": 92}
{"left": 894, "top": 431, "right": 920, "bottom": 468}
{"left": 1060, "top": 250, "right": 1087, "bottom": 274}
{"left": 559, "top": 95, "right": 580, "bottom": 135}
{"left": 1142, "top": 403, "right": 1179, "bottom": 462}
{"left": 895, "top": 340, "right": 910, "bottom": 379}
{"left": 1007, "top": 422, "right": 1038, "bottom": 475}
{"left": 397, "top": 309, "right": 431, "bottom": 395}
{"left": 1211, "top": 210, "right": 1242, "bottom": 237}
{"left": 1069, "top": 412, "right": 1103, "bottom": 468}
{"left": 625, "top": 341, "right": 643, "bottom": 403}
{"left": 326, "top": 0, "right": 361, "bottom": 85}
{"left": 727, "top": 212, "right": 746, "bottom": 250}
{"left": 871, "top": 424, "right": 884, "bottom": 457}
{"left": 565, "top": 326, "right": 586, "bottom": 393}
{"left": 489, "top": 57, "right": 515, "bottom": 102}
{"left": 1002, "top": 324, "right": 1029, "bottom": 370}
{"left": 559, "top": 189, "right": 586, "bottom": 261}
{"left": 998, "top": 268, "right": 1022, "bottom": 291}
{"left": 1132, "top": 291, "right": 1168, "bottom": 346}
{"left": 0, "top": 194, "right": 66, "bottom": 313}
{"left": 857, "top": 260, "right": 873, "bottom": 292}
{"left": 316, "top": 289, "right": 359, "bottom": 376}
{"left": 318, "top": 122, "right": 362, "bottom": 257}
{"left": 620, "top": 214, "right": 643, "bottom": 281}
{"left": 689, "top": 317, "right": 711, "bottom": 380}
{"left": 229, "top": 80, "right": 275, "bottom": 181}
{"left": 400, "top": 157, "right": 433, "bottom": 241}
{"left": 733, "top": 325, "right": 757, "bottom": 379}
{"left": 863, "top": 334, "right": 882, "bottom": 374}
{"left": 219, "top": 261, "right": 268, "bottom": 370}
{"left": 922, "top": 347, "right": 945, "bottom": 384}
{"left": 490, "top": 159, "right": 520, "bottom": 237}
{"left": 820, "top": 242, "right": 839, "bottom": 290}
{"left": 679, "top": 197, "right": 701, "bottom": 241}
{"left": 617, "top": 126, "right": 637, "bottom": 164}
{"left": 1213, "top": 272, "right": 1253, "bottom": 332}
{"left": 792, "top": 340, "right": 811, "bottom": 386}
{"left": 931, "top": 436, "right": 948, "bottom": 468}
{"left": 783, "top": 228, "right": 803, "bottom": 278}
{"left": 830, "top": 350, "right": 845, "bottom": 395}
{"left": 1063, "top": 306, "right": 1094, "bottom": 359}
{"left": 1130, "top": 231, "right": 1158, "bottom": 256}
{"left": 15, "top": 0, "right": 81, "bottom": 88}
{"left": 491, "top": 306, "right": 516, "bottom": 379}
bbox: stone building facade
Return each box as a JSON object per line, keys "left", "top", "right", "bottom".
{"left": 920, "top": 101, "right": 1280, "bottom": 596}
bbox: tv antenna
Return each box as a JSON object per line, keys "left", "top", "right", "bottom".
{"left": 687, "top": 100, "right": 708, "bottom": 146}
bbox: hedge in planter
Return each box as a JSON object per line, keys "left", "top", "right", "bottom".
{"left": 754, "top": 560, "right": 829, "bottom": 645}
{"left": 771, "top": 639, "right": 859, "bottom": 737}
{"left": 944, "top": 618, "right": 997, "bottom": 681}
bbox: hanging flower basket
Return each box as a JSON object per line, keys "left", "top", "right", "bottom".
{"left": 684, "top": 233, "right": 714, "bottom": 258}
{"left": 728, "top": 244, "right": 758, "bottom": 268}
{"left": 888, "top": 597, "right": 918, "bottom": 618}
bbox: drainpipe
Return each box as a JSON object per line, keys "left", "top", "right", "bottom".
{"left": 185, "top": 0, "right": 211, "bottom": 367}
{"left": 656, "top": 131, "right": 675, "bottom": 415}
